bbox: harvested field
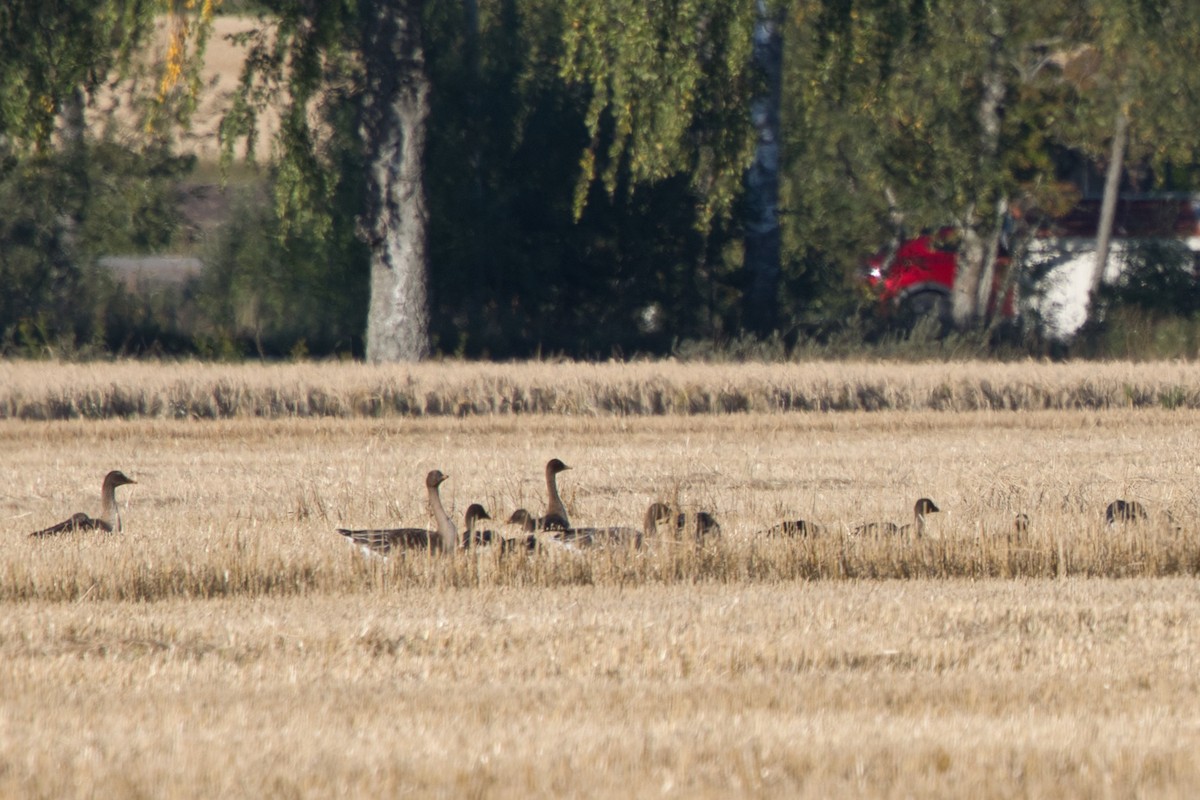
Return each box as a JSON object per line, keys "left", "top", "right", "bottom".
{"left": 3, "top": 359, "right": 1200, "bottom": 419}
{"left": 3, "top": 360, "right": 1200, "bottom": 797}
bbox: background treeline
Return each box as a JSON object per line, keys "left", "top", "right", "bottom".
{"left": 2, "top": 1, "right": 1199, "bottom": 360}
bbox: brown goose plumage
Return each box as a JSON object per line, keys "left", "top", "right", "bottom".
{"left": 1105, "top": 499, "right": 1147, "bottom": 526}
{"left": 506, "top": 506, "right": 641, "bottom": 550}
{"left": 553, "top": 524, "right": 643, "bottom": 549}
{"left": 30, "top": 470, "right": 136, "bottom": 537}
{"left": 461, "top": 503, "right": 495, "bottom": 548}
{"left": 761, "top": 517, "right": 824, "bottom": 538}
{"left": 336, "top": 470, "right": 457, "bottom": 556}
{"left": 644, "top": 502, "right": 722, "bottom": 542}
{"left": 541, "top": 458, "right": 571, "bottom": 530}
{"left": 504, "top": 461, "right": 571, "bottom": 532}
{"left": 853, "top": 497, "right": 940, "bottom": 537}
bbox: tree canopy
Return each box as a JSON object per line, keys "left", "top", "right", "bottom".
{"left": 2, "top": 0, "right": 1200, "bottom": 360}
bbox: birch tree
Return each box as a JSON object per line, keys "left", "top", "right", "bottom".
{"left": 222, "top": 1, "right": 432, "bottom": 362}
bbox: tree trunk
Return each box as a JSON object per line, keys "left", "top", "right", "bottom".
{"left": 1088, "top": 104, "right": 1129, "bottom": 308}
{"left": 975, "top": 196, "right": 1008, "bottom": 323}
{"left": 359, "top": 0, "right": 431, "bottom": 362}
{"left": 742, "top": 0, "right": 783, "bottom": 336}
{"left": 952, "top": 7, "right": 1007, "bottom": 330}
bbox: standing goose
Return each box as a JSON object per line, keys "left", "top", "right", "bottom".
{"left": 504, "top": 460, "right": 573, "bottom": 532}
{"left": 644, "top": 502, "right": 723, "bottom": 542}
{"left": 541, "top": 458, "right": 572, "bottom": 531}
{"left": 30, "top": 470, "right": 136, "bottom": 537}
{"left": 853, "top": 497, "right": 940, "bottom": 537}
{"left": 336, "top": 470, "right": 457, "bottom": 556}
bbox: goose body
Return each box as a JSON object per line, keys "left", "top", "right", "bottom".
{"left": 30, "top": 471, "right": 136, "bottom": 537}
{"left": 762, "top": 518, "right": 824, "bottom": 538}
{"left": 644, "top": 502, "right": 722, "bottom": 542}
{"left": 1105, "top": 499, "right": 1147, "bottom": 526}
{"left": 553, "top": 525, "right": 643, "bottom": 549}
{"left": 854, "top": 498, "right": 939, "bottom": 538}
{"left": 337, "top": 470, "right": 457, "bottom": 556}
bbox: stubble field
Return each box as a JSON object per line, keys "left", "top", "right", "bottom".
{"left": 3, "top": 360, "right": 1200, "bottom": 797}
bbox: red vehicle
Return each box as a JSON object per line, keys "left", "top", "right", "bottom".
{"left": 862, "top": 227, "right": 1015, "bottom": 323}
{"left": 864, "top": 196, "right": 1200, "bottom": 324}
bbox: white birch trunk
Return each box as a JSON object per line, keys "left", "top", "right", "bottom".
{"left": 360, "top": 0, "right": 431, "bottom": 362}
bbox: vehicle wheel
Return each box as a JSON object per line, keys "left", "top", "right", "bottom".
{"left": 897, "top": 291, "right": 952, "bottom": 331}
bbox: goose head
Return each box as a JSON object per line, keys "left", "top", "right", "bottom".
{"left": 913, "top": 498, "right": 940, "bottom": 516}
{"left": 103, "top": 471, "right": 137, "bottom": 490}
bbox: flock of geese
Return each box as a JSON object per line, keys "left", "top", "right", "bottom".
{"left": 25, "top": 462, "right": 1160, "bottom": 551}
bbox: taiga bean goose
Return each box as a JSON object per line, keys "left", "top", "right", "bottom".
{"left": 644, "top": 502, "right": 723, "bottom": 542}
{"left": 336, "top": 470, "right": 457, "bottom": 556}
{"left": 499, "top": 509, "right": 543, "bottom": 554}
{"left": 461, "top": 503, "right": 494, "bottom": 548}
{"left": 506, "top": 508, "right": 538, "bottom": 532}
{"left": 1105, "top": 499, "right": 1147, "bottom": 526}
{"left": 761, "top": 516, "right": 824, "bottom": 538}
{"left": 504, "top": 460, "right": 571, "bottom": 532}
{"left": 541, "top": 458, "right": 572, "bottom": 530}
{"left": 553, "top": 524, "right": 643, "bottom": 549}
{"left": 853, "top": 497, "right": 940, "bottom": 537}
{"left": 30, "top": 470, "right": 136, "bottom": 537}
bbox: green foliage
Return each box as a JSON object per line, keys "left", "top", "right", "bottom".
{"left": 0, "top": 138, "right": 192, "bottom": 356}
{"left": 1073, "top": 240, "right": 1200, "bottom": 360}
{"left": 559, "top": 0, "right": 758, "bottom": 227}
{"left": 192, "top": 178, "right": 368, "bottom": 358}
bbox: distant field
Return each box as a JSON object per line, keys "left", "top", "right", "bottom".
{"left": 3, "top": 360, "right": 1200, "bottom": 796}
{"left": 5, "top": 358, "right": 1200, "bottom": 419}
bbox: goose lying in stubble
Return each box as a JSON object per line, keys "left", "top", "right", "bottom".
{"left": 499, "top": 509, "right": 543, "bottom": 554}
{"left": 853, "top": 497, "right": 940, "bottom": 537}
{"left": 644, "top": 502, "right": 723, "bottom": 542}
{"left": 29, "top": 470, "right": 137, "bottom": 537}
{"left": 336, "top": 470, "right": 457, "bottom": 556}
{"left": 760, "top": 515, "right": 824, "bottom": 538}
{"left": 507, "top": 506, "right": 642, "bottom": 549}
{"left": 553, "top": 523, "right": 644, "bottom": 549}
{"left": 460, "top": 503, "right": 494, "bottom": 548}
{"left": 1105, "top": 499, "right": 1148, "bottom": 526}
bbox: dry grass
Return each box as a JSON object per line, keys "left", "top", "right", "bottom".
{"left": 4, "top": 360, "right": 1200, "bottom": 796}
{"left": 3, "top": 359, "right": 1200, "bottom": 419}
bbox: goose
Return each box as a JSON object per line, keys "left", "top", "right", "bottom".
{"left": 1105, "top": 499, "right": 1147, "bottom": 526}
{"left": 29, "top": 470, "right": 136, "bottom": 537}
{"left": 503, "top": 460, "right": 570, "bottom": 532}
{"left": 460, "top": 503, "right": 494, "bottom": 548}
{"left": 553, "top": 523, "right": 643, "bottom": 549}
{"left": 498, "top": 509, "right": 544, "bottom": 554}
{"left": 1013, "top": 512, "right": 1030, "bottom": 535}
{"left": 761, "top": 517, "right": 824, "bottom": 538}
{"left": 336, "top": 470, "right": 457, "bottom": 556}
{"left": 506, "top": 508, "right": 538, "bottom": 532}
{"left": 644, "top": 502, "right": 723, "bottom": 542}
{"left": 541, "top": 458, "right": 572, "bottom": 531}
{"left": 853, "top": 497, "right": 940, "bottom": 537}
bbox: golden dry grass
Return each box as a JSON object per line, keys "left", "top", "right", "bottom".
{"left": 3, "top": 358, "right": 1200, "bottom": 419}
{"left": 4, "top": 361, "right": 1200, "bottom": 796}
